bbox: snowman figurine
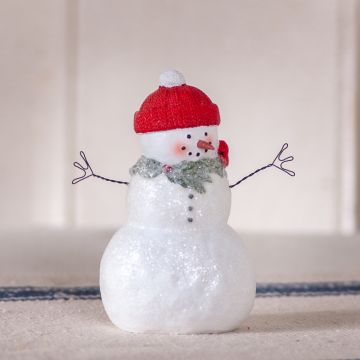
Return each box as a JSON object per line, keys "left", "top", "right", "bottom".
{"left": 73, "top": 70, "right": 294, "bottom": 334}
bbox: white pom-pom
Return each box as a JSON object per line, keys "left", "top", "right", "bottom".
{"left": 159, "top": 70, "right": 186, "bottom": 88}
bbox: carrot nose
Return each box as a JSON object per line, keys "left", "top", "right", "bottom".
{"left": 197, "top": 140, "right": 214, "bottom": 150}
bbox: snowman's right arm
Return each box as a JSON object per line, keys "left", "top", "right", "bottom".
{"left": 72, "top": 151, "right": 129, "bottom": 185}
{"left": 229, "top": 143, "right": 295, "bottom": 189}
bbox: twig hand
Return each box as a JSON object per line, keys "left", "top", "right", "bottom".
{"left": 271, "top": 143, "right": 295, "bottom": 177}
{"left": 72, "top": 151, "right": 94, "bottom": 184}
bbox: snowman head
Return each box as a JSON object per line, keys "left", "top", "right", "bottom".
{"left": 134, "top": 70, "right": 222, "bottom": 165}
{"left": 139, "top": 125, "right": 219, "bottom": 164}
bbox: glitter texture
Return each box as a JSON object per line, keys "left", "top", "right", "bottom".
{"left": 100, "top": 223, "right": 255, "bottom": 334}
{"left": 100, "top": 166, "right": 256, "bottom": 334}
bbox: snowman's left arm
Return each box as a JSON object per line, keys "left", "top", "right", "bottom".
{"left": 72, "top": 151, "right": 129, "bottom": 185}
{"left": 229, "top": 143, "right": 295, "bottom": 189}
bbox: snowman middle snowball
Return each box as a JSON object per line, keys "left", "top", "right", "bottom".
{"left": 100, "top": 70, "right": 256, "bottom": 334}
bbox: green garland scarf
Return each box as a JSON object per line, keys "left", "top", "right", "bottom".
{"left": 130, "top": 156, "right": 226, "bottom": 194}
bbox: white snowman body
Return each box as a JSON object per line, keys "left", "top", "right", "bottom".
{"left": 99, "top": 71, "right": 256, "bottom": 334}
{"left": 100, "top": 127, "right": 256, "bottom": 334}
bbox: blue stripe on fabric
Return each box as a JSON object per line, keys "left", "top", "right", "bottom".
{"left": 0, "top": 286, "right": 100, "bottom": 302}
{"left": 255, "top": 281, "right": 360, "bottom": 298}
{"left": 0, "top": 281, "right": 360, "bottom": 302}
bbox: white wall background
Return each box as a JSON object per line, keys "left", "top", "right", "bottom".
{"left": 0, "top": 0, "right": 358, "bottom": 233}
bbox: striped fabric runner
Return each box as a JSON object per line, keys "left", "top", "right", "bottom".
{"left": 1, "top": 281, "right": 359, "bottom": 302}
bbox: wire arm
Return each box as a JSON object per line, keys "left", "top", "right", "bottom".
{"left": 229, "top": 143, "right": 295, "bottom": 188}
{"left": 72, "top": 151, "right": 129, "bottom": 185}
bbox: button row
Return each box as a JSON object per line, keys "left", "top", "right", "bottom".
{"left": 188, "top": 193, "right": 194, "bottom": 223}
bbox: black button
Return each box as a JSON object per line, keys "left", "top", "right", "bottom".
{"left": 187, "top": 218, "right": 193, "bottom": 223}
{"left": 188, "top": 194, "right": 194, "bottom": 199}
{"left": 188, "top": 206, "right": 193, "bottom": 211}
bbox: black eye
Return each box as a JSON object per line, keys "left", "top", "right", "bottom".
{"left": 204, "top": 132, "right": 208, "bottom": 136}
{"left": 196, "top": 152, "right": 200, "bottom": 156}
{"left": 187, "top": 134, "right": 191, "bottom": 139}
{"left": 188, "top": 152, "right": 192, "bottom": 156}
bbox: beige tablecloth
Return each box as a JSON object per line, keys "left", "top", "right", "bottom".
{"left": 1, "top": 228, "right": 360, "bottom": 359}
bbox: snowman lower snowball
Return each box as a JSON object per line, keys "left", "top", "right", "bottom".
{"left": 73, "top": 70, "right": 294, "bottom": 334}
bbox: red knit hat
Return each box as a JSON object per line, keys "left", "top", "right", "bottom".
{"left": 134, "top": 70, "right": 220, "bottom": 133}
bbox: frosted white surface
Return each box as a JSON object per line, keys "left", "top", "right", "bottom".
{"left": 100, "top": 225, "right": 255, "bottom": 334}
{"left": 127, "top": 173, "right": 230, "bottom": 230}
{"left": 100, "top": 124, "right": 256, "bottom": 333}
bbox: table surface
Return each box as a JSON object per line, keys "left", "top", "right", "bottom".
{"left": 1, "top": 228, "right": 360, "bottom": 359}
